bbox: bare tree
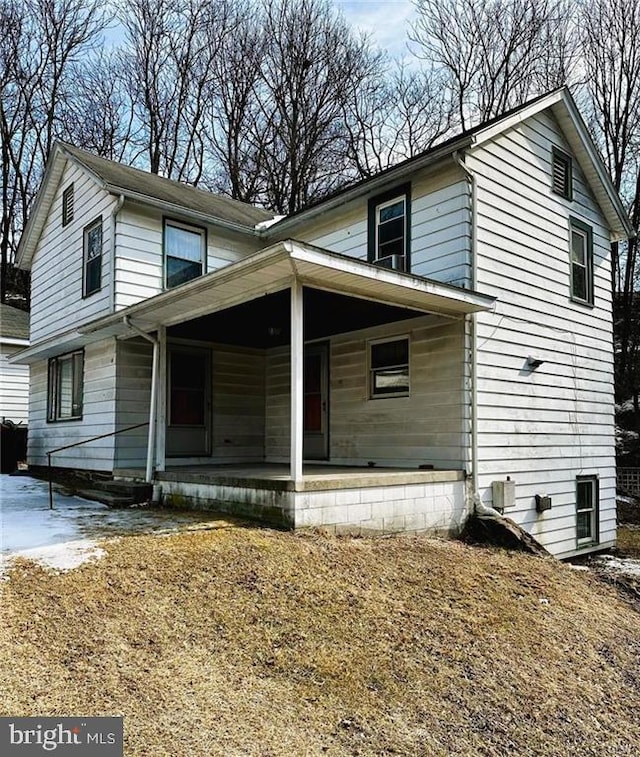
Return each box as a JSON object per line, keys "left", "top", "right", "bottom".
{"left": 203, "top": 1, "right": 269, "bottom": 203}
{"left": 410, "top": 0, "right": 576, "bottom": 130}
{"left": 256, "top": 0, "right": 379, "bottom": 213}
{"left": 0, "top": 0, "right": 108, "bottom": 305}
{"left": 118, "top": 0, "right": 232, "bottom": 183}
{"left": 344, "top": 61, "right": 454, "bottom": 177}
{"left": 62, "top": 51, "right": 138, "bottom": 162}
{"left": 583, "top": 0, "right": 640, "bottom": 410}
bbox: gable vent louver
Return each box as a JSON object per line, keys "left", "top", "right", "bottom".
{"left": 62, "top": 184, "right": 74, "bottom": 226}
{"left": 552, "top": 150, "right": 572, "bottom": 200}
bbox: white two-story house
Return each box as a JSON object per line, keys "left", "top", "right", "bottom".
{"left": 13, "top": 88, "right": 632, "bottom": 558}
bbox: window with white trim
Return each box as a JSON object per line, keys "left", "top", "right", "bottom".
{"left": 164, "top": 219, "right": 206, "bottom": 289}
{"left": 570, "top": 218, "right": 593, "bottom": 305}
{"left": 83, "top": 217, "right": 103, "bottom": 297}
{"left": 369, "top": 337, "right": 409, "bottom": 398}
{"left": 576, "top": 475, "right": 598, "bottom": 546}
{"left": 47, "top": 350, "right": 84, "bottom": 422}
{"left": 368, "top": 184, "right": 410, "bottom": 271}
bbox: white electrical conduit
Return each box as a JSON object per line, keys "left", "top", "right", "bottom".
{"left": 123, "top": 316, "right": 159, "bottom": 484}
{"left": 452, "top": 150, "right": 486, "bottom": 516}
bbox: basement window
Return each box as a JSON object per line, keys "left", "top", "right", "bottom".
{"left": 47, "top": 350, "right": 84, "bottom": 422}
{"left": 552, "top": 148, "right": 572, "bottom": 200}
{"left": 369, "top": 337, "right": 409, "bottom": 398}
{"left": 576, "top": 475, "right": 598, "bottom": 546}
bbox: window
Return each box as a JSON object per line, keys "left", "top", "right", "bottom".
{"left": 576, "top": 475, "right": 598, "bottom": 546}
{"left": 62, "top": 184, "right": 74, "bottom": 226}
{"left": 369, "top": 337, "right": 409, "bottom": 398}
{"left": 368, "top": 184, "right": 410, "bottom": 271}
{"left": 552, "top": 148, "right": 572, "bottom": 200}
{"left": 47, "top": 351, "right": 84, "bottom": 422}
{"left": 83, "top": 217, "right": 103, "bottom": 297}
{"left": 569, "top": 218, "right": 594, "bottom": 305}
{"left": 164, "top": 219, "right": 206, "bottom": 289}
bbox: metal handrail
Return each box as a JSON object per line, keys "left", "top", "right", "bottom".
{"left": 46, "top": 422, "right": 149, "bottom": 509}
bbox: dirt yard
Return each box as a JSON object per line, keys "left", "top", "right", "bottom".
{"left": 1, "top": 525, "right": 639, "bottom": 756}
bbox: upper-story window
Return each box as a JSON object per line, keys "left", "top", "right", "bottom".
{"left": 83, "top": 217, "right": 103, "bottom": 297}
{"left": 164, "top": 219, "right": 206, "bottom": 289}
{"left": 569, "top": 217, "right": 594, "bottom": 305}
{"left": 552, "top": 148, "right": 572, "bottom": 200}
{"left": 368, "top": 184, "right": 410, "bottom": 272}
{"left": 62, "top": 184, "right": 74, "bottom": 226}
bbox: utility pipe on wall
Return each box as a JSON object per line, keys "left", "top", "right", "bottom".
{"left": 453, "top": 151, "right": 481, "bottom": 500}
{"left": 110, "top": 195, "right": 125, "bottom": 313}
{"left": 124, "top": 316, "right": 159, "bottom": 484}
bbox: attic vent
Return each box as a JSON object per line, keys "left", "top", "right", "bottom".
{"left": 551, "top": 148, "right": 572, "bottom": 200}
{"left": 62, "top": 184, "right": 74, "bottom": 226}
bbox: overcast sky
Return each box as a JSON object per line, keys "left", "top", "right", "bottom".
{"left": 103, "top": 1, "right": 419, "bottom": 63}
{"left": 335, "top": 0, "right": 417, "bottom": 59}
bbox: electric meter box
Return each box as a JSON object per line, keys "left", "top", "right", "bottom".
{"left": 492, "top": 479, "right": 516, "bottom": 509}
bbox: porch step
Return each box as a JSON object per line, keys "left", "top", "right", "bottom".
{"left": 93, "top": 480, "right": 153, "bottom": 503}
{"left": 77, "top": 489, "right": 136, "bottom": 508}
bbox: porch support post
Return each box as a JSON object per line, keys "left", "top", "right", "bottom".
{"left": 290, "top": 280, "right": 304, "bottom": 482}
{"left": 155, "top": 325, "right": 167, "bottom": 472}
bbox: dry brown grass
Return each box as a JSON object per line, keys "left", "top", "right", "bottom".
{"left": 1, "top": 525, "right": 639, "bottom": 756}
{"left": 617, "top": 525, "right": 640, "bottom": 559}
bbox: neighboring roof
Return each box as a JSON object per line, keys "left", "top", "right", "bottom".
{"left": 0, "top": 304, "right": 29, "bottom": 341}
{"left": 16, "top": 142, "right": 273, "bottom": 269}
{"left": 267, "top": 88, "right": 633, "bottom": 242}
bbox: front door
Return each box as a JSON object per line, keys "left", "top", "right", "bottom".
{"left": 304, "top": 343, "right": 329, "bottom": 460}
{"left": 166, "top": 347, "right": 211, "bottom": 457}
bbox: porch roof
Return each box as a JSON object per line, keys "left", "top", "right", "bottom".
{"left": 79, "top": 240, "right": 495, "bottom": 340}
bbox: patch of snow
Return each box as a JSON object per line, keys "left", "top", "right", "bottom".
{"left": 2, "top": 541, "right": 106, "bottom": 574}
{"left": 594, "top": 555, "right": 640, "bottom": 578}
{"left": 254, "top": 215, "right": 285, "bottom": 230}
{"left": 617, "top": 495, "right": 639, "bottom": 505}
{"left": 0, "top": 474, "right": 232, "bottom": 576}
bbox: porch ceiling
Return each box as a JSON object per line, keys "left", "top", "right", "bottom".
{"left": 79, "top": 240, "right": 495, "bottom": 339}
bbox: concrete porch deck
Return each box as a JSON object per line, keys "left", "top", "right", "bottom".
{"left": 116, "top": 464, "right": 468, "bottom": 535}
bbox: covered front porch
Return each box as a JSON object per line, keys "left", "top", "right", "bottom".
{"left": 82, "top": 239, "right": 493, "bottom": 533}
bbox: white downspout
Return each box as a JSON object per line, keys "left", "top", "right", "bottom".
{"left": 453, "top": 151, "right": 500, "bottom": 518}
{"left": 124, "top": 316, "right": 159, "bottom": 485}
{"left": 110, "top": 195, "right": 125, "bottom": 313}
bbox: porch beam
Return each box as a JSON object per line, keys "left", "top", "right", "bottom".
{"left": 290, "top": 280, "right": 304, "bottom": 482}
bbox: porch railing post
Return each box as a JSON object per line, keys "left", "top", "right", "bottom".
{"left": 290, "top": 280, "right": 304, "bottom": 481}
{"left": 47, "top": 451, "right": 53, "bottom": 510}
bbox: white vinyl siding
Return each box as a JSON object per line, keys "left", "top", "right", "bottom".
{"left": 0, "top": 344, "right": 29, "bottom": 424}
{"left": 29, "top": 161, "right": 113, "bottom": 343}
{"left": 27, "top": 338, "right": 117, "bottom": 470}
{"left": 114, "top": 205, "right": 262, "bottom": 310}
{"left": 469, "top": 110, "right": 615, "bottom": 559}
{"left": 284, "top": 163, "right": 471, "bottom": 288}
{"left": 265, "top": 315, "right": 467, "bottom": 468}
{"left": 113, "top": 339, "right": 266, "bottom": 470}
